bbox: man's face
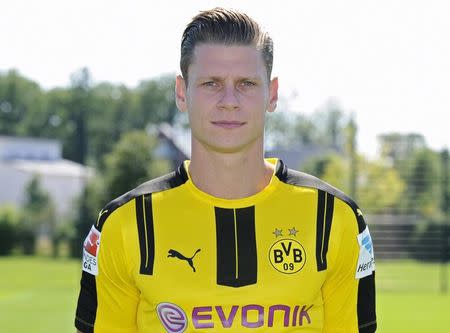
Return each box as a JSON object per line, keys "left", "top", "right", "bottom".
{"left": 176, "top": 44, "right": 278, "bottom": 154}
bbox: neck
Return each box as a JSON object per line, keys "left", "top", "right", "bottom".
{"left": 188, "top": 143, "right": 274, "bottom": 200}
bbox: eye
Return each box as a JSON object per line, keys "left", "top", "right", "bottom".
{"left": 240, "top": 80, "right": 256, "bottom": 87}
{"left": 202, "top": 81, "right": 218, "bottom": 87}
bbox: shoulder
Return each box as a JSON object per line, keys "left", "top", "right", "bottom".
{"left": 95, "top": 164, "right": 189, "bottom": 231}
{"left": 275, "top": 159, "right": 366, "bottom": 233}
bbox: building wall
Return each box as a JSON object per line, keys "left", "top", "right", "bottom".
{"left": 0, "top": 162, "right": 89, "bottom": 220}
{"left": 0, "top": 136, "right": 61, "bottom": 160}
{"left": 0, "top": 163, "right": 29, "bottom": 206}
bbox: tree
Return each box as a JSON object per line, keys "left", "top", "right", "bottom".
{"left": 405, "top": 149, "right": 440, "bottom": 218}
{"left": 303, "top": 153, "right": 405, "bottom": 214}
{"left": 70, "top": 178, "right": 106, "bottom": 258}
{"left": 70, "top": 130, "right": 170, "bottom": 257}
{"left": 265, "top": 112, "right": 316, "bottom": 149}
{"left": 375, "top": 133, "right": 440, "bottom": 215}
{"left": 88, "top": 83, "right": 139, "bottom": 168}
{"left": 346, "top": 115, "right": 358, "bottom": 199}
{"left": 0, "top": 70, "right": 45, "bottom": 136}
{"left": 378, "top": 133, "right": 426, "bottom": 172}
{"left": 104, "top": 130, "right": 170, "bottom": 199}
{"left": 313, "top": 98, "right": 349, "bottom": 149}
{"left": 303, "top": 153, "right": 349, "bottom": 191}
{"left": 65, "top": 68, "right": 92, "bottom": 165}
{"left": 356, "top": 158, "right": 405, "bottom": 213}
{"left": 136, "top": 75, "right": 177, "bottom": 126}
{"left": 0, "top": 205, "right": 20, "bottom": 255}
{"left": 19, "top": 175, "right": 55, "bottom": 255}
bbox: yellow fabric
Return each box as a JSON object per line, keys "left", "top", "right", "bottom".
{"left": 78, "top": 159, "right": 373, "bottom": 332}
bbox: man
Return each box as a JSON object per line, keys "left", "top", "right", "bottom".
{"left": 75, "top": 7, "right": 376, "bottom": 333}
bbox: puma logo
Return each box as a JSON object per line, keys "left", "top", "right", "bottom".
{"left": 168, "top": 249, "right": 201, "bottom": 272}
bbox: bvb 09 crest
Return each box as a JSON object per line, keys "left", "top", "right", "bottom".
{"left": 269, "top": 239, "right": 306, "bottom": 274}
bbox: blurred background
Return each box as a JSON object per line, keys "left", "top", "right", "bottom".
{"left": 0, "top": 0, "right": 449, "bottom": 332}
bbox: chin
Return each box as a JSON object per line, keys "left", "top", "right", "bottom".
{"left": 193, "top": 133, "right": 262, "bottom": 154}
{"left": 206, "top": 139, "right": 260, "bottom": 154}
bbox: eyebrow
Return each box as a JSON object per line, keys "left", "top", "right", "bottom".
{"left": 196, "top": 75, "right": 263, "bottom": 82}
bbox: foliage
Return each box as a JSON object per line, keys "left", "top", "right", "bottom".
{"left": 0, "top": 70, "right": 45, "bottom": 136}
{"left": 375, "top": 134, "right": 445, "bottom": 218}
{"left": 378, "top": 132, "right": 427, "bottom": 173}
{"left": 303, "top": 153, "right": 349, "bottom": 191}
{"left": 265, "top": 98, "right": 349, "bottom": 151}
{"left": 69, "top": 131, "right": 170, "bottom": 257}
{"left": 265, "top": 112, "right": 316, "bottom": 149}
{"left": 312, "top": 98, "right": 350, "bottom": 149}
{"left": 357, "top": 158, "right": 405, "bottom": 213}
{"left": 70, "top": 178, "right": 106, "bottom": 258}
{"left": 0, "top": 205, "right": 20, "bottom": 255}
{"left": 19, "top": 175, "right": 56, "bottom": 255}
{"left": 104, "top": 130, "right": 170, "bottom": 198}
{"left": 1, "top": 69, "right": 447, "bottom": 247}
{"left": 405, "top": 149, "right": 441, "bottom": 218}
{"left": 0, "top": 70, "right": 176, "bottom": 168}
{"left": 303, "top": 153, "right": 405, "bottom": 213}
{"left": 136, "top": 75, "right": 177, "bottom": 126}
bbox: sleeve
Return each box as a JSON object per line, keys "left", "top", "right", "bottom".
{"left": 75, "top": 208, "right": 140, "bottom": 333}
{"left": 322, "top": 201, "right": 377, "bottom": 333}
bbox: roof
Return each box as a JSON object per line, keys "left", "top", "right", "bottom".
{"left": 1, "top": 158, "right": 93, "bottom": 178}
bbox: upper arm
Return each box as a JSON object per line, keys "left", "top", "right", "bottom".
{"left": 322, "top": 201, "right": 376, "bottom": 333}
{"left": 75, "top": 207, "right": 140, "bottom": 333}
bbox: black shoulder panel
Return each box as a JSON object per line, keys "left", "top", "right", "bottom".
{"left": 275, "top": 159, "right": 366, "bottom": 233}
{"left": 95, "top": 163, "right": 189, "bottom": 231}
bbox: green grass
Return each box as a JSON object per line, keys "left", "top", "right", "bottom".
{"left": 377, "top": 292, "right": 450, "bottom": 332}
{"left": 0, "top": 257, "right": 449, "bottom": 332}
{"left": 376, "top": 260, "right": 450, "bottom": 332}
{"left": 0, "top": 256, "right": 80, "bottom": 333}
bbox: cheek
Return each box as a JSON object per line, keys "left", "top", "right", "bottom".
{"left": 242, "top": 89, "right": 269, "bottom": 107}
{"left": 187, "top": 90, "right": 213, "bottom": 110}
{"left": 244, "top": 96, "right": 269, "bottom": 118}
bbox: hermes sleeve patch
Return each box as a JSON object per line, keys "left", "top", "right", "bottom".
{"left": 355, "top": 226, "right": 375, "bottom": 279}
{"left": 82, "top": 225, "right": 101, "bottom": 275}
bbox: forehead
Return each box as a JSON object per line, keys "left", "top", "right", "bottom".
{"left": 189, "top": 44, "right": 267, "bottom": 80}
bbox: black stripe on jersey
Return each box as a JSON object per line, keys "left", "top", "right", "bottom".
{"left": 96, "top": 164, "right": 189, "bottom": 229}
{"left": 236, "top": 207, "right": 258, "bottom": 285}
{"left": 75, "top": 272, "right": 97, "bottom": 333}
{"left": 75, "top": 166, "right": 189, "bottom": 328}
{"left": 316, "top": 190, "right": 335, "bottom": 271}
{"left": 215, "top": 206, "right": 257, "bottom": 287}
{"left": 358, "top": 272, "right": 377, "bottom": 333}
{"left": 276, "top": 159, "right": 376, "bottom": 328}
{"left": 136, "top": 194, "right": 155, "bottom": 275}
{"left": 215, "top": 207, "right": 236, "bottom": 285}
{"left": 275, "top": 159, "right": 365, "bottom": 232}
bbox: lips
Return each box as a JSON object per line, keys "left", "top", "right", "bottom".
{"left": 211, "top": 121, "right": 246, "bottom": 129}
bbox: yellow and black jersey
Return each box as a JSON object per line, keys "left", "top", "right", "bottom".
{"left": 75, "top": 159, "right": 376, "bottom": 333}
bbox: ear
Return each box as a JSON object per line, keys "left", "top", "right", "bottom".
{"left": 175, "top": 75, "right": 188, "bottom": 112}
{"left": 267, "top": 77, "right": 278, "bottom": 113}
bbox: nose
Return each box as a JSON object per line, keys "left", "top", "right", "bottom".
{"left": 217, "top": 85, "right": 239, "bottom": 111}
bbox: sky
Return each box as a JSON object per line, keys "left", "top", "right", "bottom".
{"left": 1, "top": 0, "right": 449, "bottom": 156}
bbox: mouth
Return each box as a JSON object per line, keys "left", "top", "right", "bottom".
{"left": 211, "top": 121, "right": 246, "bottom": 129}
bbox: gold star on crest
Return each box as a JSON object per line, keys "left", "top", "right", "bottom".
{"left": 288, "top": 227, "right": 299, "bottom": 237}
{"left": 273, "top": 228, "right": 283, "bottom": 237}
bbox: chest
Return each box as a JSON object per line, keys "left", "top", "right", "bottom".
{"left": 135, "top": 195, "right": 326, "bottom": 304}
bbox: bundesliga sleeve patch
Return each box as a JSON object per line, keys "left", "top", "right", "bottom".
{"left": 355, "top": 226, "right": 375, "bottom": 279}
{"left": 82, "top": 225, "right": 101, "bottom": 275}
